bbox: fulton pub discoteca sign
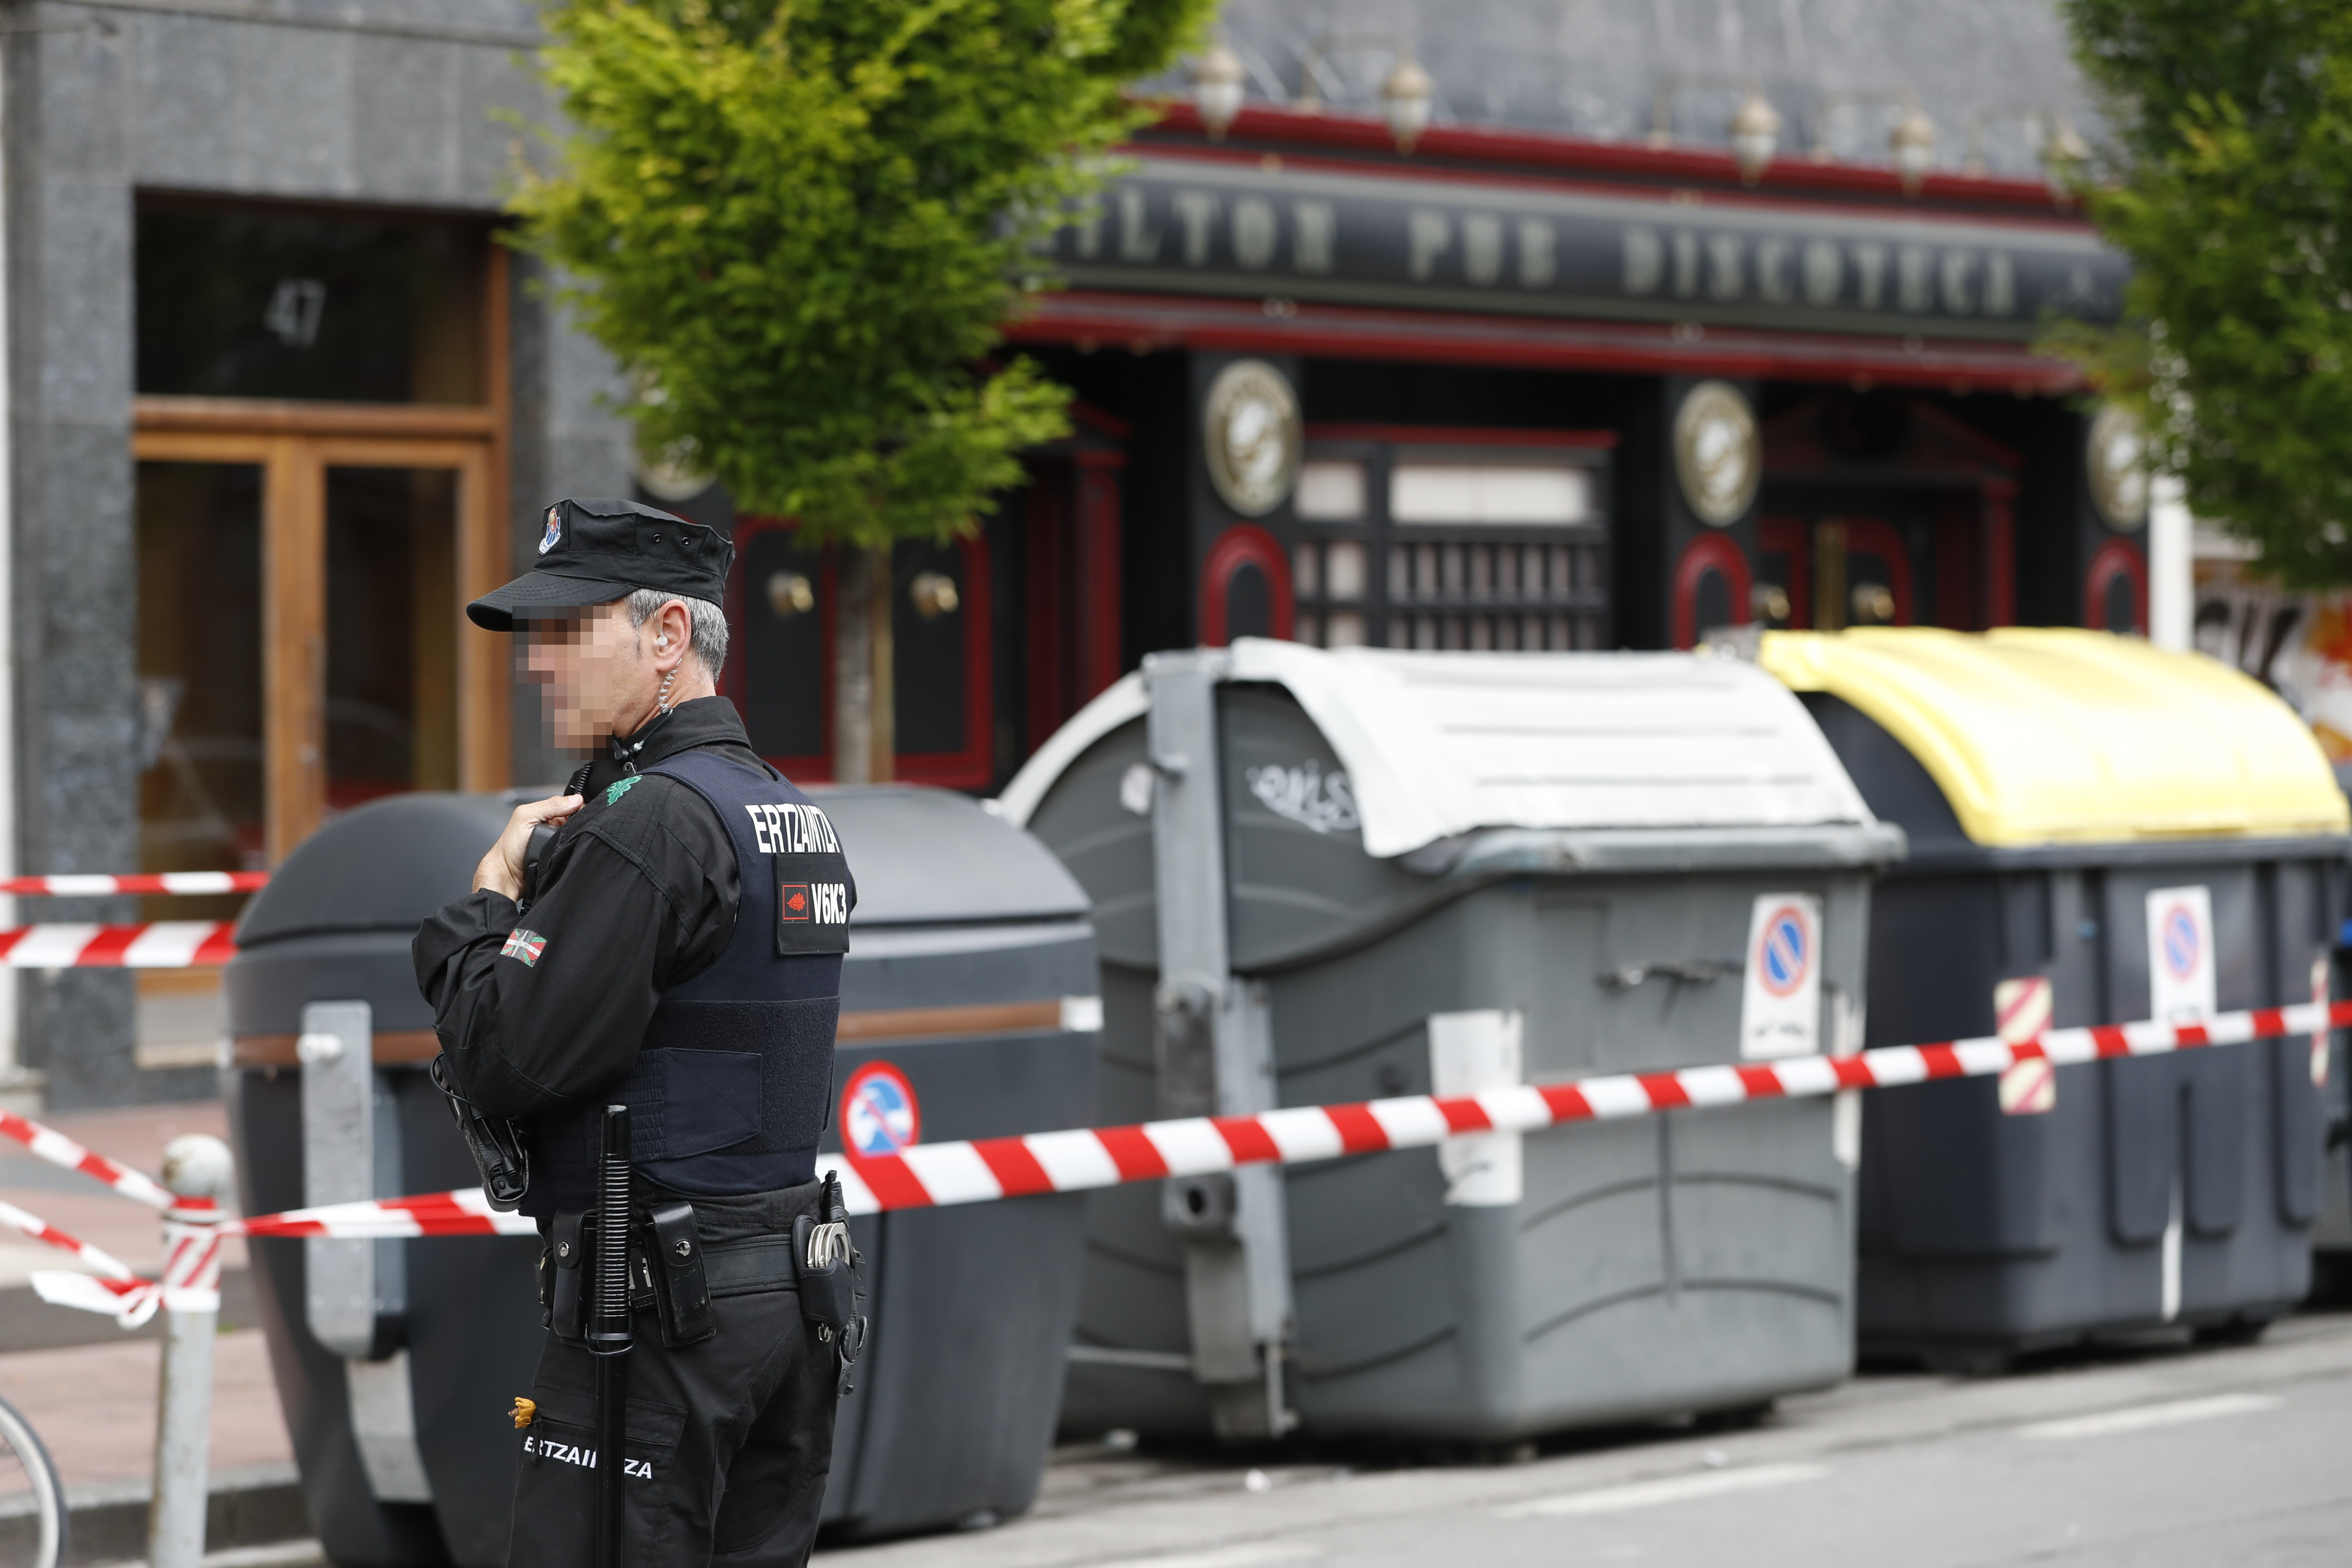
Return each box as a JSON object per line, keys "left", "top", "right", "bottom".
{"left": 1044, "top": 154, "right": 2126, "bottom": 341}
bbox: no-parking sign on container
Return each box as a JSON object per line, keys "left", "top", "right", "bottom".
{"left": 841, "top": 1061, "right": 922, "bottom": 1159}
{"left": 2146, "top": 885, "right": 2216, "bottom": 1023}
{"left": 1741, "top": 894, "right": 1823, "bottom": 1059}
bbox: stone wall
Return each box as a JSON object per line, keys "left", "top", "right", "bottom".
{"left": 7, "top": 0, "right": 629, "bottom": 1105}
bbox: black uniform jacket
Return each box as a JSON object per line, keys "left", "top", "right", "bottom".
{"left": 412, "top": 696, "right": 780, "bottom": 1120}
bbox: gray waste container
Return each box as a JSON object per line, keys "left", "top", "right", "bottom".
{"left": 226, "top": 793, "right": 540, "bottom": 1568}
{"left": 225, "top": 784, "right": 1102, "bottom": 1563}
{"left": 2317, "top": 775, "right": 2352, "bottom": 1274}
{"left": 998, "top": 639, "right": 1903, "bottom": 1443}
{"left": 1761, "top": 628, "right": 2352, "bottom": 1363}
{"left": 811, "top": 786, "right": 1102, "bottom": 1538}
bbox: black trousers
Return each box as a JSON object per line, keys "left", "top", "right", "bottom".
{"left": 510, "top": 1179, "right": 840, "bottom": 1567}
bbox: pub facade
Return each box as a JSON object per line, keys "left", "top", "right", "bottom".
{"left": 726, "top": 82, "right": 2142, "bottom": 794}
{"left": 0, "top": 0, "right": 2145, "bottom": 1107}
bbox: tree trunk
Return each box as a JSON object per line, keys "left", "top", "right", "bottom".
{"left": 867, "top": 544, "right": 894, "bottom": 782}
{"left": 830, "top": 544, "right": 896, "bottom": 784}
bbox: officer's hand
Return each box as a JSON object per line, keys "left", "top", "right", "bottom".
{"left": 473, "top": 793, "right": 585, "bottom": 901}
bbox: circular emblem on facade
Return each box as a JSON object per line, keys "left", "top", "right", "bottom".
{"left": 2086, "top": 404, "right": 2149, "bottom": 531}
{"left": 1756, "top": 903, "right": 1813, "bottom": 998}
{"left": 2160, "top": 904, "right": 2200, "bottom": 982}
{"left": 634, "top": 436, "right": 714, "bottom": 504}
{"left": 1202, "top": 359, "right": 1302, "bottom": 517}
{"left": 842, "top": 1061, "right": 921, "bottom": 1160}
{"left": 1673, "top": 380, "right": 1761, "bottom": 527}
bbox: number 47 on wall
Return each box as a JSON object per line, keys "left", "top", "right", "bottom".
{"left": 263, "top": 278, "right": 326, "bottom": 348}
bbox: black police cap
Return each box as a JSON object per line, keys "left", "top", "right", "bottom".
{"left": 466, "top": 499, "right": 735, "bottom": 631}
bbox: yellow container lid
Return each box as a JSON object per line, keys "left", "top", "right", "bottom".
{"left": 1758, "top": 627, "right": 2351, "bottom": 847}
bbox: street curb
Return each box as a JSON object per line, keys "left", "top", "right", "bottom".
{"left": 0, "top": 1464, "right": 309, "bottom": 1566}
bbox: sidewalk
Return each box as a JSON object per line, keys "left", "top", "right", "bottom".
{"left": 0, "top": 1099, "right": 300, "bottom": 1562}
{"left": 0, "top": 1330, "right": 291, "bottom": 1492}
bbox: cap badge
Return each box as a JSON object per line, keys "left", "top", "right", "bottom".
{"left": 538, "top": 508, "right": 562, "bottom": 556}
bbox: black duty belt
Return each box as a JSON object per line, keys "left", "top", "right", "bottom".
{"left": 543, "top": 1180, "right": 865, "bottom": 1390}
{"left": 548, "top": 1201, "right": 795, "bottom": 1349}
{"left": 626, "top": 1235, "right": 799, "bottom": 1306}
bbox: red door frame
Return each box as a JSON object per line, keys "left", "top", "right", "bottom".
{"left": 1201, "top": 523, "right": 1296, "bottom": 646}
{"left": 2083, "top": 537, "right": 2148, "bottom": 634}
{"left": 1671, "top": 534, "right": 1752, "bottom": 649}
{"left": 1024, "top": 450, "right": 1128, "bottom": 752}
{"left": 1075, "top": 456, "right": 1124, "bottom": 699}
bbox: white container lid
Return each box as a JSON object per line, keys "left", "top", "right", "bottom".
{"left": 997, "top": 639, "right": 1876, "bottom": 860}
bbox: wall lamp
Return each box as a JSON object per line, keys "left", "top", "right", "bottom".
{"left": 1812, "top": 90, "right": 1939, "bottom": 194}
{"left": 1648, "top": 75, "right": 1782, "bottom": 184}
{"left": 1191, "top": 43, "right": 1247, "bottom": 141}
{"left": 1963, "top": 105, "right": 2091, "bottom": 178}
{"left": 1296, "top": 33, "right": 1436, "bottom": 153}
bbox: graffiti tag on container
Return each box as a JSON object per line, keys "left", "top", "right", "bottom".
{"left": 1245, "top": 761, "right": 1359, "bottom": 835}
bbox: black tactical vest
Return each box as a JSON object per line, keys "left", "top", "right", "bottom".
{"left": 529, "top": 749, "right": 851, "bottom": 1214}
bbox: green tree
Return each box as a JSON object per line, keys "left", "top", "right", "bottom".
{"left": 510, "top": 0, "right": 1211, "bottom": 774}
{"left": 2057, "top": 0, "right": 2352, "bottom": 587}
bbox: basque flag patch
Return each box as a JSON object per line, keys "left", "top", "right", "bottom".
{"left": 500, "top": 928, "right": 548, "bottom": 967}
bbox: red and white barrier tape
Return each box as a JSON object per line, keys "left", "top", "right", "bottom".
{"left": 230, "top": 1187, "right": 536, "bottom": 1240}
{"left": 28, "top": 1203, "right": 225, "bottom": 1326}
{"left": 0, "top": 1110, "right": 223, "bottom": 1323}
{"left": 155, "top": 1205, "right": 227, "bottom": 1314}
{"left": 816, "top": 997, "right": 2352, "bottom": 1215}
{"left": 1, "top": 1109, "right": 186, "bottom": 1210}
{"left": 211, "top": 997, "right": 2352, "bottom": 1233}
{"left": 0, "top": 873, "right": 266, "bottom": 898}
{"left": 0, "top": 922, "right": 237, "bottom": 968}
{"left": 0, "top": 1195, "right": 144, "bottom": 1284}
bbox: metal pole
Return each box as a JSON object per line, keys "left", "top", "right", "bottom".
{"left": 590, "top": 1105, "right": 632, "bottom": 1568}
{"left": 0, "top": 19, "right": 21, "bottom": 1102}
{"left": 149, "top": 1134, "right": 234, "bottom": 1568}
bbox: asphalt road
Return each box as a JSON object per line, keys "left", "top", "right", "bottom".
{"left": 821, "top": 1309, "right": 2352, "bottom": 1568}
{"left": 178, "top": 1310, "right": 2352, "bottom": 1568}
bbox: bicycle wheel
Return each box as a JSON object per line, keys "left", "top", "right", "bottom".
{"left": 0, "top": 1392, "right": 67, "bottom": 1568}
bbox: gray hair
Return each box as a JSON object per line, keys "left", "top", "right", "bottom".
{"left": 624, "top": 588, "right": 730, "bottom": 677}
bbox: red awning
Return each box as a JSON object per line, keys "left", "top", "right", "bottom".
{"left": 1004, "top": 290, "right": 2084, "bottom": 396}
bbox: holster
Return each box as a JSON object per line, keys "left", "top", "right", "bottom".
{"left": 790, "top": 1215, "right": 856, "bottom": 1335}
{"left": 793, "top": 1204, "right": 866, "bottom": 1394}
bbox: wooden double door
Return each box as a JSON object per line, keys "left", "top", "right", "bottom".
{"left": 1755, "top": 489, "right": 2012, "bottom": 633}
{"left": 135, "top": 403, "right": 510, "bottom": 872}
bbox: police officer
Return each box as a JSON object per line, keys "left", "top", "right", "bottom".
{"left": 413, "top": 498, "right": 855, "bottom": 1566}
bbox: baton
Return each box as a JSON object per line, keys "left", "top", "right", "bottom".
{"left": 589, "top": 1104, "right": 632, "bottom": 1568}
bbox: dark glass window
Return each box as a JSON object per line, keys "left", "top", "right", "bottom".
{"left": 325, "top": 467, "right": 461, "bottom": 807}
{"left": 138, "top": 461, "right": 264, "bottom": 898}
{"left": 136, "top": 202, "right": 487, "bottom": 403}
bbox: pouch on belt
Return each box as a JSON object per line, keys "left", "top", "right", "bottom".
{"left": 645, "top": 1200, "right": 715, "bottom": 1347}
{"left": 793, "top": 1173, "right": 866, "bottom": 1392}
